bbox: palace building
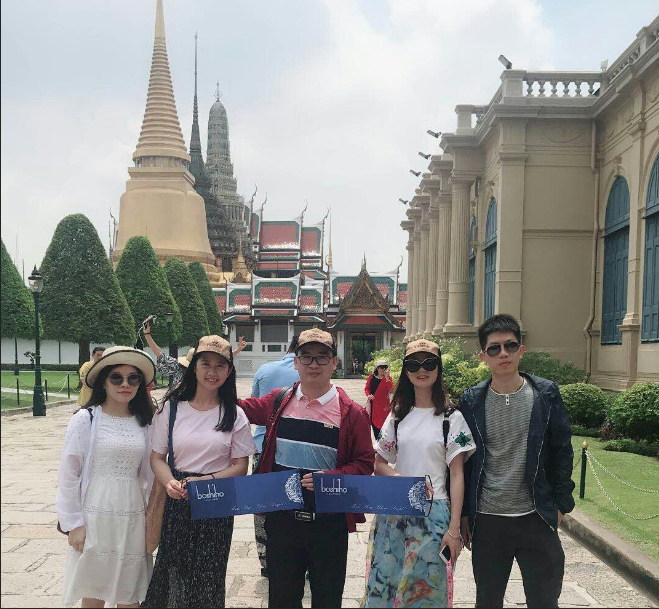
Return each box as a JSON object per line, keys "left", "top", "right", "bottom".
{"left": 403, "top": 14, "right": 659, "bottom": 390}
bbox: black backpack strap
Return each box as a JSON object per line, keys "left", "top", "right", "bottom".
{"left": 394, "top": 418, "right": 400, "bottom": 449}
{"left": 85, "top": 406, "right": 94, "bottom": 423}
{"left": 167, "top": 399, "right": 178, "bottom": 469}
{"left": 443, "top": 407, "right": 455, "bottom": 449}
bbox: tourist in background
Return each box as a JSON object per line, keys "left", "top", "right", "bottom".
{"left": 364, "top": 339, "right": 475, "bottom": 608}
{"left": 250, "top": 335, "right": 301, "bottom": 578}
{"left": 143, "top": 335, "right": 257, "bottom": 608}
{"left": 364, "top": 359, "right": 394, "bottom": 439}
{"left": 77, "top": 346, "right": 105, "bottom": 406}
{"left": 459, "top": 314, "right": 574, "bottom": 608}
{"left": 239, "top": 329, "right": 374, "bottom": 608}
{"left": 56, "top": 346, "right": 156, "bottom": 608}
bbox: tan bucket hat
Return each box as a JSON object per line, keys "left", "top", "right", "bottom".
{"left": 85, "top": 346, "right": 156, "bottom": 387}
{"left": 297, "top": 329, "right": 336, "bottom": 354}
{"left": 405, "top": 339, "right": 440, "bottom": 358}
{"left": 195, "top": 335, "right": 232, "bottom": 361}
{"left": 374, "top": 359, "right": 389, "bottom": 368}
{"left": 178, "top": 347, "right": 195, "bottom": 368}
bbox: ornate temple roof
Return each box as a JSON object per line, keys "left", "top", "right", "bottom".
{"left": 133, "top": 0, "right": 189, "bottom": 165}
{"left": 259, "top": 220, "right": 302, "bottom": 251}
{"left": 252, "top": 275, "right": 300, "bottom": 307}
{"left": 397, "top": 283, "right": 408, "bottom": 312}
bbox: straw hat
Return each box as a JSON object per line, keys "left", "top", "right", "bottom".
{"left": 195, "top": 335, "right": 232, "bottom": 361}
{"left": 405, "top": 339, "right": 440, "bottom": 358}
{"left": 85, "top": 346, "right": 156, "bottom": 387}
{"left": 178, "top": 347, "right": 195, "bottom": 368}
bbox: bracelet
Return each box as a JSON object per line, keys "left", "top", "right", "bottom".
{"left": 143, "top": 331, "right": 151, "bottom": 335}
{"left": 446, "top": 529, "right": 461, "bottom": 540}
{"left": 210, "top": 473, "right": 216, "bottom": 479}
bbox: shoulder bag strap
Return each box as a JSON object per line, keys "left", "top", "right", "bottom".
{"left": 167, "top": 399, "right": 178, "bottom": 469}
{"left": 443, "top": 407, "right": 455, "bottom": 449}
{"left": 261, "top": 386, "right": 291, "bottom": 458}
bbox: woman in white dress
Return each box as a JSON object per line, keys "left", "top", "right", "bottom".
{"left": 56, "top": 346, "right": 156, "bottom": 608}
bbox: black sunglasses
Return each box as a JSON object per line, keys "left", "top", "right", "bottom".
{"left": 484, "top": 341, "right": 521, "bottom": 357}
{"left": 404, "top": 357, "right": 440, "bottom": 373}
{"left": 108, "top": 373, "right": 143, "bottom": 387}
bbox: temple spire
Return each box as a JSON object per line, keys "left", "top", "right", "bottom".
{"left": 133, "top": 0, "right": 189, "bottom": 164}
{"left": 326, "top": 208, "right": 334, "bottom": 268}
{"left": 189, "top": 31, "right": 203, "bottom": 159}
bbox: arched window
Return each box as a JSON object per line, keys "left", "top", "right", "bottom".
{"left": 602, "top": 176, "right": 630, "bottom": 344}
{"left": 642, "top": 155, "right": 659, "bottom": 342}
{"left": 484, "top": 198, "right": 497, "bottom": 320}
{"left": 468, "top": 217, "right": 477, "bottom": 324}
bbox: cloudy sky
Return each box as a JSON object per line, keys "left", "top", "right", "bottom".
{"left": 2, "top": 0, "right": 657, "bottom": 281}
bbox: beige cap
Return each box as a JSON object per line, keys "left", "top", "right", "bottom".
{"left": 86, "top": 346, "right": 156, "bottom": 388}
{"left": 178, "top": 347, "right": 195, "bottom": 368}
{"left": 195, "top": 335, "right": 232, "bottom": 361}
{"left": 405, "top": 339, "right": 440, "bottom": 358}
{"left": 374, "top": 359, "right": 389, "bottom": 368}
{"left": 297, "top": 328, "right": 336, "bottom": 353}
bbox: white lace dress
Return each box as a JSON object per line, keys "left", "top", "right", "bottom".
{"left": 62, "top": 413, "right": 152, "bottom": 606}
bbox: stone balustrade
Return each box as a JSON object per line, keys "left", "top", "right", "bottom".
{"left": 523, "top": 72, "right": 602, "bottom": 97}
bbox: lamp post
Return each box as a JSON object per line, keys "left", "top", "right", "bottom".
{"left": 164, "top": 312, "right": 174, "bottom": 388}
{"left": 28, "top": 266, "right": 45, "bottom": 417}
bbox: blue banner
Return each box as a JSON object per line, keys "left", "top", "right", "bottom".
{"left": 313, "top": 473, "right": 429, "bottom": 516}
{"left": 187, "top": 470, "right": 304, "bottom": 520}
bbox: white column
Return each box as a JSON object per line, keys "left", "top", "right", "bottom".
{"left": 401, "top": 219, "right": 415, "bottom": 339}
{"left": 434, "top": 190, "right": 452, "bottom": 333}
{"left": 417, "top": 194, "right": 431, "bottom": 338}
{"left": 445, "top": 177, "right": 473, "bottom": 332}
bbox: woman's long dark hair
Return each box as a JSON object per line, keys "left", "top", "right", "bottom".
{"left": 84, "top": 364, "right": 154, "bottom": 427}
{"left": 161, "top": 352, "right": 238, "bottom": 432}
{"left": 391, "top": 352, "right": 450, "bottom": 423}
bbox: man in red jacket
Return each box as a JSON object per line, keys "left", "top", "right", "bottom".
{"left": 239, "top": 328, "right": 374, "bottom": 609}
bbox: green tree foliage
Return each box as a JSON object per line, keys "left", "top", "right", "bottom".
{"left": 40, "top": 215, "right": 136, "bottom": 361}
{"left": 188, "top": 261, "right": 223, "bottom": 335}
{"left": 608, "top": 382, "right": 659, "bottom": 441}
{"left": 115, "top": 236, "right": 182, "bottom": 347}
{"left": 1, "top": 238, "right": 38, "bottom": 338}
{"left": 164, "top": 258, "right": 209, "bottom": 347}
{"left": 559, "top": 383, "right": 609, "bottom": 428}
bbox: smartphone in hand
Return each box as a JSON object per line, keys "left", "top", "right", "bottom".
{"left": 439, "top": 544, "right": 451, "bottom": 565}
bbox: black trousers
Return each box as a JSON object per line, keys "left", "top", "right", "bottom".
{"left": 472, "top": 512, "right": 565, "bottom": 609}
{"left": 265, "top": 510, "right": 348, "bottom": 608}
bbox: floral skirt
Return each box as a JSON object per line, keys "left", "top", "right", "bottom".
{"left": 142, "top": 468, "right": 234, "bottom": 608}
{"left": 363, "top": 500, "right": 454, "bottom": 608}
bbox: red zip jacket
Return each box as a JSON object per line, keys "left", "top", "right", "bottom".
{"left": 238, "top": 381, "right": 375, "bottom": 532}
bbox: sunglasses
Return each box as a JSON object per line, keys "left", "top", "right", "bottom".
{"left": 484, "top": 341, "right": 521, "bottom": 357}
{"left": 404, "top": 357, "right": 440, "bottom": 373}
{"left": 108, "top": 373, "right": 143, "bottom": 387}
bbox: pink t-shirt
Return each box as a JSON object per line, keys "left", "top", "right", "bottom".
{"left": 151, "top": 401, "right": 257, "bottom": 474}
{"left": 282, "top": 384, "right": 342, "bottom": 427}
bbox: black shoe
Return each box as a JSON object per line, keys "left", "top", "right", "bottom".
{"left": 261, "top": 568, "right": 268, "bottom": 578}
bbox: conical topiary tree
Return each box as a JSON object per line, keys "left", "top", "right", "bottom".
{"left": 1, "top": 238, "right": 38, "bottom": 340}
{"left": 164, "top": 258, "right": 209, "bottom": 347}
{"left": 188, "top": 261, "right": 223, "bottom": 335}
{"left": 115, "top": 236, "right": 182, "bottom": 348}
{"left": 40, "top": 214, "right": 136, "bottom": 366}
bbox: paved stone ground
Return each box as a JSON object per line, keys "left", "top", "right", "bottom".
{"left": 1, "top": 378, "right": 655, "bottom": 608}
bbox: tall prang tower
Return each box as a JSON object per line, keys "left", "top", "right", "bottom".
{"left": 112, "top": 0, "right": 215, "bottom": 268}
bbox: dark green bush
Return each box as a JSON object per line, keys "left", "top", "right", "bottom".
{"left": 608, "top": 382, "right": 659, "bottom": 441}
{"left": 570, "top": 424, "right": 601, "bottom": 438}
{"left": 115, "top": 236, "right": 182, "bottom": 347}
{"left": 602, "top": 438, "right": 659, "bottom": 458}
{"left": 519, "top": 351, "right": 586, "bottom": 385}
{"left": 188, "top": 262, "right": 223, "bottom": 335}
{"left": 164, "top": 258, "right": 209, "bottom": 347}
{"left": 40, "top": 214, "right": 136, "bottom": 354}
{"left": 559, "top": 383, "right": 609, "bottom": 428}
{"left": 1, "top": 239, "right": 39, "bottom": 339}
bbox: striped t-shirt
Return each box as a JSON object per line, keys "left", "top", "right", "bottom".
{"left": 478, "top": 379, "right": 535, "bottom": 516}
{"left": 273, "top": 384, "right": 341, "bottom": 509}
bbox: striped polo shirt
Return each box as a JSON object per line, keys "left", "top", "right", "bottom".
{"left": 273, "top": 384, "right": 341, "bottom": 510}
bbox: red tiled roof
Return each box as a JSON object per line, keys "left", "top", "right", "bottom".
{"left": 343, "top": 315, "right": 387, "bottom": 325}
{"left": 215, "top": 295, "right": 227, "bottom": 312}
{"left": 257, "top": 262, "right": 298, "bottom": 271}
{"left": 260, "top": 222, "right": 300, "bottom": 250}
{"left": 301, "top": 227, "right": 322, "bottom": 256}
{"left": 397, "top": 289, "right": 407, "bottom": 311}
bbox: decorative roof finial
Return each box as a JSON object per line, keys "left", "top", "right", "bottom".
{"left": 326, "top": 208, "right": 333, "bottom": 269}
{"left": 215, "top": 81, "right": 221, "bottom": 102}
{"left": 362, "top": 252, "right": 367, "bottom": 271}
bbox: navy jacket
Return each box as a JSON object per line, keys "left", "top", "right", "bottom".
{"left": 459, "top": 373, "right": 575, "bottom": 531}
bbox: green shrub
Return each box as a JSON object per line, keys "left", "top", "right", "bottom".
{"left": 1, "top": 238, "right": 39, "bottom": 339}
{"left": 608, "top": 382, "right": 659, "bottom": 441}
{"left": 519, "top": 351, "right": 586, "bottom": 385}
{"left": 164, "top": 258, "right": 209, "bottom": 347}
{"left": 115, "top": 236, "right": 182, "bottom": 347}
{"left": 188, "top": 262, "right": 223, "bottom": 335}
{"left": 570, "top": 424, "right": 601, "bottom": 438}
{"left": 559, "top": 383, "right": 608, "bottom": 428}
{"left": 602, "top": 438, "right": 659, "bottom": 458}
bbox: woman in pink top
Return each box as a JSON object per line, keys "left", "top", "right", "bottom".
{"left": 143, "top": 336, "right": 257, "bottom": 609}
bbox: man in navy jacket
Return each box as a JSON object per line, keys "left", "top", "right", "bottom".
{"left": 459, "top": 314, "right": 575, "bottom": 608}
